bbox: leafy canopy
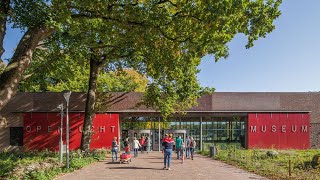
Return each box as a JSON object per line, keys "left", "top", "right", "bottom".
{"left": 19, "top": 54, "right": 148, "bottom": 92}
{"left": 8, "top": 0, "right": 281, "bottom": 117}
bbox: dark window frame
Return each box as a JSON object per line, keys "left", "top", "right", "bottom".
{"left": 10, "top": 127, "right": 24, "bottom": 146}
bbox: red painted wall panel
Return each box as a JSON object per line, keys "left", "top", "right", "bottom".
{"left": 248, "top": 113, "right": 310, "bottom": 149}
{"left": 23, "top": 113, "right": 119, "bottom": 151}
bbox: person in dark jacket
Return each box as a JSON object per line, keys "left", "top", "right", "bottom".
{"left": 162, "top": 133, "right": 174, "bottom": 170}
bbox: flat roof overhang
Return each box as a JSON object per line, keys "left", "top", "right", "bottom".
{"left": 13, "top": 110, "right": 311, "bottom": 113}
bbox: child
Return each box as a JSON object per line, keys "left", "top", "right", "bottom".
{"left": 180, "top": 142, "right": 185, "bottom": 164}
{"left": 125, "top": 144, "right": 130, "bottom": 154}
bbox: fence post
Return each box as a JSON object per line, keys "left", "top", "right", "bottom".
{"left": 289, "top": 159, "right": 292, "bottom": 177}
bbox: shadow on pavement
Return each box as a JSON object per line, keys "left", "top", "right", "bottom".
{"left": 108, "top": 167, "right": 162, "bottom": 170}
{"left": 141, "top": 157, "right": 163, "bottom": 160}
{"left": 105, "top": 162, "right": 122, "bottom": 164}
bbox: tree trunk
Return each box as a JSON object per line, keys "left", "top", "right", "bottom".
{"left": 80, "top": 57, "right": 102, "bottom": 151}
{"left": 0, "top": 26, "right": 54, "bottom": 110}
{"left": 0, "top": 0, "right": 9, "bottom": 60}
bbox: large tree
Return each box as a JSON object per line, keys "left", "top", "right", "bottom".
{"left": 19, "top": 55, "right": 148, "bottom": 93}
{"left": 1, "top": 0, "right": 282, "bottom": 151}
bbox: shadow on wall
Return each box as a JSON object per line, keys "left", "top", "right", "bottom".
{"left": 23, "top": 113, "right": 119, "bottom": 151}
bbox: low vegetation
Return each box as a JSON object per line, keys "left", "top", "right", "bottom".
{"left": 199, "top": 146, "right": 320, "bottom": 179}
{"left": 0, "top": 148, "right": 109, "bottom": 180}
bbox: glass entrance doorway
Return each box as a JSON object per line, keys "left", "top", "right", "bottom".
{"left": 166, "top": 129, "right": 187, "bottom": 142}
{"left": 127, "top": 130, "right": 152, "bottom": 151}
{"left": 152, "top": 129, "right": 187, "bottom": 151}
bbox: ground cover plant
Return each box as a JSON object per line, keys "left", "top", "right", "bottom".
{"left": 0, "top": 148, "right": 108, "bottom": 180}
{"left": 200, "top": 146, "right": 320, "bottom": 179}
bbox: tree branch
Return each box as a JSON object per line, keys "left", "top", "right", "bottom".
{"left": 0, "top": 0, "right": 10, "bottom": 62}
{"left": 157, "top": 0, "right": 177, "bottom": 7}
{"left": 71, "top": 13, "right": 145, "bottom": 27}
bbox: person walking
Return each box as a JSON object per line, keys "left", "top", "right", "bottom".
{"left": 162, "top": 133, "right": 174, "bottom": 170}
{"left": 145, "top": 137, "right": 151, "bottom": 154}
{"left": 185, "top": 136, "right": 190, "bottom": 158}
{"left": 139, "top": 136, "right": 145, "bottom": 153}
{"left": 111, "top": 137, "right": 119, "bottom": 162}
{"left": 133, "top": 137, "right": 141, "bottom": 157}
{"left": 175, "top": 136, "right": 182, "bottom": 159}
{"left": 189, "top": 137, "right": 196, "bottom": 160}
{"left": 124, "top": 137, "right": 129, "bottom": 148}
{"left": 180, "top": 142, "right": 185, "bottom": 164}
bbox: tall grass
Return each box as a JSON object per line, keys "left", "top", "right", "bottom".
{"left": 199, "top": 146, "right": 320, "bottom": 179}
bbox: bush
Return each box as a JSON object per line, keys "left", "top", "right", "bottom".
{"left": 266, "top": 150, "right": 279, "bottom": 158}
{"left": 0, "top": 148, "right": 109, "bottom": 180}
{"left": 311, "top": 154, "right": 320, "bottom": 168}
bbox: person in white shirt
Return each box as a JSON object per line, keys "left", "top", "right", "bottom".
{"left": 133, "top": 137, "right": 141, "bottom": 157}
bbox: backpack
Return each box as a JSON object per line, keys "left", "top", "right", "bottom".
{"left": 190, "top": 140, "right": 195, "bottom": 148}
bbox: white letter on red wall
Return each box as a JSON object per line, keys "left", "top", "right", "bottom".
{"left": 48, "top": 126, "right": 52, "bottom": 132}
{"left": 281, "top": 125, "right": 286, "bottom": 132}
{"left": 291, "top": 125, "right": 297, "bottom": 132}
{"left": 250, "top": 126, "right": 256, "bottom": 132}
{"left": 110, "top": 126, "right": 115, "bottom": 133}
{"left": 100, "top": 126, "right": 105, "bottom": 133}
{"left": 261, "top": 125, "right": 266, "bottom": 132}
{"left": 37, "top": 126, "right": 41, "bottom": 132}
{"left": 26, "top": 126, "right": 31, "bottom": 133}
{"left": 272, "top": 125, "right": 276, "bottom": 132}
{"left": 79, "top": 126, "right": 82, "bottom": 133}
{"left": 301, "top": 126, "right": 308, "bottom": 132}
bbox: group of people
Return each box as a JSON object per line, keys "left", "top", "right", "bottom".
{"left": 132, "top": 136, "right": 151, "bottom": 157}
{"left": 111, "top": 134, "right": 197, "bottom": 169}
{"left": 111, "top": 136, "right": 152, "bottom": 162}
{"left": 175, "top": 135, "right": 196, "bottom": 160}
{"left": 162, "top": 134, "right": 196, "bottom": 170}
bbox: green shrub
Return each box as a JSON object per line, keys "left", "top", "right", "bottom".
{"left": 209, "top": 148, "right": 320, "bottom": 179}
{"left": 266, "top": 150, "right": 279, "bottom": 158}
{"left": 311, "top": 154, "right": 320, "bottom": 168}
{"left": 0, "top": 149, "right": 109, "bottom": 180}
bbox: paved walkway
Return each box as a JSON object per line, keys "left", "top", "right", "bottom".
{"left": 56, "top": 152, "right": 267, "bottom": 180}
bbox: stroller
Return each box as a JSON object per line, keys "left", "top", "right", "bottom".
{"left": 119, "top": 145, "right": 132, "bottom": 164}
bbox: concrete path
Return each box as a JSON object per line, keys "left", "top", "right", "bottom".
{"left": 56, "top": 152, "right": 267, "bottom": 180}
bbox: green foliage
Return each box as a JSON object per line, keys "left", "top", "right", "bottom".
{"left": 200, "top": 148, "right": 320, "bottom": 179}
{"left": 0, "top": 149, "right": 108, "bottom": 179}
{"left": 200, "top": 87, "right": 216, "bottom": 95}
{"left": 10, "top": 0, "right": 282, "bottom": 117}
{"left": 0, "top": 62, "right": 5, "bottom": 74}
{"left": 312, "top": 154, "right": 320, "bottom": 168}
{"left": 121, "top": 120, "right": 171, "bottom": 130}
{"left": 19, "top": 51, "right": 148, "bottom": 93}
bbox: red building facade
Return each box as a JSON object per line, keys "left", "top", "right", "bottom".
{"left": 23, "top": 113, "right": 119, "bottom": 151}
{"left": 1, "top": 92, "right": 319, "bottom": 151}
{"left": 247, "top": 113, "right": 310, "bottom": 149}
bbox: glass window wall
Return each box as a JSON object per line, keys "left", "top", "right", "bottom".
{"left": 121, "top": 115, "right": 246, "bottom": 148}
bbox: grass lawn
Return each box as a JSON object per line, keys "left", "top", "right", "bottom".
{"left": 199, "top": 146, "right": 320, "bottom": 179}
{"left": 0, "top": 149, "right": 109, "bottom": 180}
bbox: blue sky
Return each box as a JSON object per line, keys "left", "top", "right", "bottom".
{"left": 2, "top": 1, "right": 320, "bottom": 92}
{"left": 198, "top": 0, "right": 320, "bottom": 92}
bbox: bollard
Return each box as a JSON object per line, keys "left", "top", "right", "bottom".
{"left": 289, "top": 159, "right": 292, "bottom": 177}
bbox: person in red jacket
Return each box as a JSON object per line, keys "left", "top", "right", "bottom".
{"left": 162, "top": 134, "right": 174, "bottom": 170}
{"left": 139, "top": 136, "right": 145, "bottom": 153}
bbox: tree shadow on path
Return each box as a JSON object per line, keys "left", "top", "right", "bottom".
{"left": 108, "top": 166, "right": 162, "bottom": 170}
{"left": 141, "top": 157, "right": 163, "bottom": 160}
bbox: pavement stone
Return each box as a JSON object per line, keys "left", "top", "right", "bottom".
{"left": 56, "top": 152, "right": 268, "bottom": 180}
